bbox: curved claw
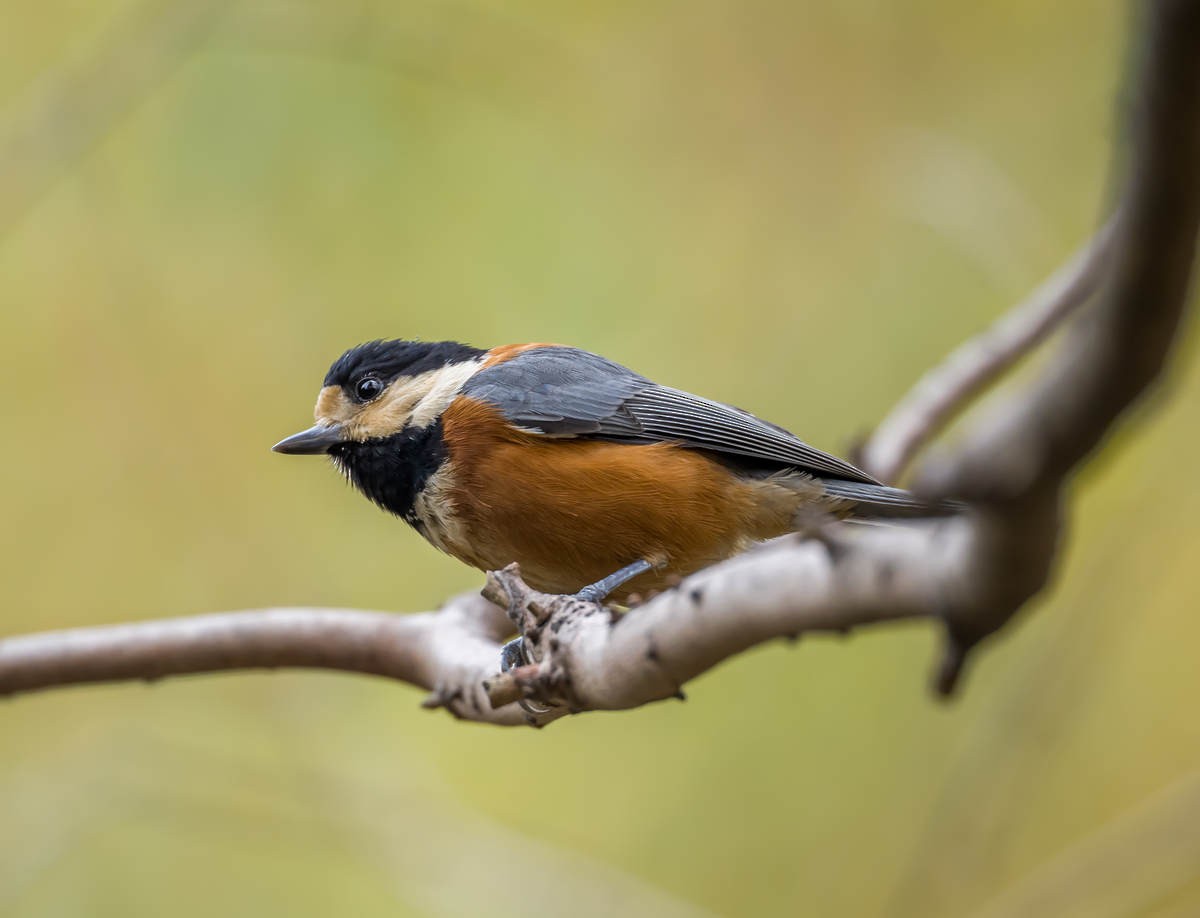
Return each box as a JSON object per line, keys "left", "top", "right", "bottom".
{"left": 499, "top": 637, "right": 526, "bottom": 673}
{"left": 497, "top": 637, "right": 553, "bottom": 715}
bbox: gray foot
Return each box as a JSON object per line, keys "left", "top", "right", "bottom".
{"left": 575, "top": 558, "right": 655, "bottom": 604}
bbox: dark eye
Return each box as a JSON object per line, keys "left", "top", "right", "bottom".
{"left": 354, "top": 376, "right": 384, "bottom": 402}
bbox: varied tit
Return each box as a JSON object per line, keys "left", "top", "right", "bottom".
{"left": 274, "top": 340, "right": 947, "bottom": 606}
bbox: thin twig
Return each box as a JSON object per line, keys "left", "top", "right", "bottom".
{"left": 0, "top": 595, "right": 528, "bottom": 727}
{"left": 860, "top": 217, "right": 1117, "bottom": 484}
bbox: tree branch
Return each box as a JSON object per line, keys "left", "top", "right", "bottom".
{"left": 0, "top": 593, "right": 529, "bottom": 726}
{"left": 918, "top": 0, "right": 1200, "bottom": 501}
{"left": 1, "top": 0, "right": 1197, "bottom": 726}
{"left": 858, "top": 217, "right": 1117, "bottom": 485}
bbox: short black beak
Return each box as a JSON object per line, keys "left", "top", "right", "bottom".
{"left": 271, "top": 423, "right": 346, "bottom": 455}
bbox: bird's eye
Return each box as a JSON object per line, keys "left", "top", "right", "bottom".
{"left": 354, "top": 376, "right": 384, "bottom": 402}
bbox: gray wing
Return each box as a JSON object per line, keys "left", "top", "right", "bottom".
{"left": 463, "top": 346, "right": 878, "bottom": 484}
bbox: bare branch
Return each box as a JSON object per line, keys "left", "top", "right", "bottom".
{"left": 859, "top": 218, "right": 1117, "bottom": 485}
{"left": 479, "top": 515, "right": 1007, "bottom": 715}
{"left": 917, "top": 0, "right": 1200, "bottom": 501}
{"left": 0, "top": 516, "right": 1008, "bottom": 724}
{"left": 0, "top": 0, "right": 1197, "bottom": 725}
{"left": 0, "top": 594, "right": 528, "bottom": 727}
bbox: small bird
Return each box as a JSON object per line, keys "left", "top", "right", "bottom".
{"left": 274, "top": 340, "right": 945, "bottom": 606}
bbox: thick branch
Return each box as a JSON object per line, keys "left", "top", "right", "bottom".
{"left": 0, "top": 517, "right": 986, "bottom": 724}
{"left": 483, "top": 512, "right": 1020, "bottom": 716}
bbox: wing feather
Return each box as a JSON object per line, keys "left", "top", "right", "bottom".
{"left": 627, "top": 387, "right": 875, "bottom": 482}
{"left": 463, "top": 346, "right": 878, "bottom": 484}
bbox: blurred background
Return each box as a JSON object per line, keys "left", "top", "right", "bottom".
{"left": 1, "top": 1, "right": 1197, "bottom": 915}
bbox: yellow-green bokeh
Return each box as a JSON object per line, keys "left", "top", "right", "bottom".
{"left": 1, "top": 2, "right": 1197, "bottom": 916}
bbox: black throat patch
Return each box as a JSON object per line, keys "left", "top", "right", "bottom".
{"left": 329, "top": 420, "right": 447, "bottom": 530}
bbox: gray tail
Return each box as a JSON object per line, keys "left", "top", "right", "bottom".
{"left": 821, "top": 480, "right": 962, "bottom": 519}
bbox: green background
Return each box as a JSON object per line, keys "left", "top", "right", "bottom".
{"left": 1, "top": 1, "right": 1197, "bottom": 915}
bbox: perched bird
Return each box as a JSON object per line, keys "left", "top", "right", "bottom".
{"left": 273, "top": 339, "right": 946, "bottom": 605}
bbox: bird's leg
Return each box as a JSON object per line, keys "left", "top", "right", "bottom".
{"left": 498, "top": 559, "right": 656, "bottom": 715}
{"left": 574, "top": 558, "right": 655, "bottom": 603}
{"left": 499, "top": 560, "right": 652, "bottom": 672}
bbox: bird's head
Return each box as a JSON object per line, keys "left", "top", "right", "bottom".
{"left": 272, "top": 339, "right": 485, "bottom": 457}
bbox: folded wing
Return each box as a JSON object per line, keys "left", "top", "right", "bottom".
{"left": 464, "top": 346, "right": 879, "bottom": 484}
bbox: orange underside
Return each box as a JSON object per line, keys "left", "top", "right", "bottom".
{"left": 437, "top": 397, "right": 816, "bottom": 599}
